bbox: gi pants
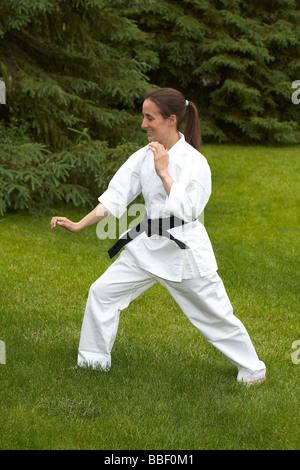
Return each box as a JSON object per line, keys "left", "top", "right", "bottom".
{"left": 77, "top": 251, "right": 266, "bottom": 382}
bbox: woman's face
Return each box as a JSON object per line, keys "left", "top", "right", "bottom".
{"left": 141, "top": 99, "right": 175, "bottom": 143}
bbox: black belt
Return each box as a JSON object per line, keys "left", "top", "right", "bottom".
{"left": 108, "top": 215, "right": 189, "bottom": 259}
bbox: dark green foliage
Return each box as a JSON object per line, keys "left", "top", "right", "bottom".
{"left": 0, "top": 0, "right": 154, "bottom": 150}
{"left": 1, "top": 0, "right": 299, "bottom": 148}
{"left": 0, "top": 0, "right": 152, "bottom": 214}
{"left": 0, "top": 0, "right": 299, "bottom": 216}
{"left": 126, "top": 0, "right": 300, "bottom": 144}
{"left": 0, "top": 120, "right": 90, "bottom": 216}
{"left": 0, "top": 120, "right": 140, "bottom": 216}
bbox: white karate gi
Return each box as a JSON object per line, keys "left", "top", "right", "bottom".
{"left": 77, "top": 134, "right": 266, "bottom": 382}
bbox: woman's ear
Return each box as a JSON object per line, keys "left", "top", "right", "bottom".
{"left": 168, "top": 114, "right": 177, "bottom": 128}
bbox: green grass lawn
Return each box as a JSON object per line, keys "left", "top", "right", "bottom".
{"left": 0, "top": 144, "right": 299, "bottom": 450}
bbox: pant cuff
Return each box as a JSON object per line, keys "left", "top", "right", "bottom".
{"left": 237, "top": 363, "right": 266, "bottom": 383}
{"left": 77, "top": 350, "right": 111, "bottom": 371}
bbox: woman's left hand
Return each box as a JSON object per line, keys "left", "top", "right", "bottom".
{"left": 148, "top": 142, "right": 169, "bottom": 178}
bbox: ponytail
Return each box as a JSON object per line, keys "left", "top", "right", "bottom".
{"left": 184, "top": 101, "right": 202, "bottom": 151}
{"left": 145, "top": 88, "right": 202, "bottom": 151}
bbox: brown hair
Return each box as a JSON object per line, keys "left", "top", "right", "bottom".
{"left": 145, "top": 87, "right": 202, "bottom": 150}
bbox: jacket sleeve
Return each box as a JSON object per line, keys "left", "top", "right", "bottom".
{"left": 163, "top": 155, "right": 211, "bottom": 222}
{"left": 98, "top": 147, "right": 145, "bottom": 219}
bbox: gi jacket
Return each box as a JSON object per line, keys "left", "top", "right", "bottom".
{"left": 99, "top": 134, "right": 218, "bottom": 281}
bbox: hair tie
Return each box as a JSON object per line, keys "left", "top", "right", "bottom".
{"left": 185, "top": 100, "right": 189, "bottom": 107}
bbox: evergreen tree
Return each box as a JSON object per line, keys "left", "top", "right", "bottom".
{"left": 126, "top": 0, "right": 300, "bottom": 144}
{"left": 1, "top": 0, "right": 299, "bottom": 216}
{"left": 0, "top": 0, "right": 156, "bottom": 150}
{"left": 0, "top": 0, "right": 157, "bottom": 215}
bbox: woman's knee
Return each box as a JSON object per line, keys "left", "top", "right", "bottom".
{"left": 89, "top": 274, "right": 115, "bottom": 305}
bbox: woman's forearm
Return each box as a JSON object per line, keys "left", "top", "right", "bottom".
{"left": 77, "top": 203, "right": 110, "bottom": 230}
{"left": 51, "top": 203, "right": 110, "bottom": 232}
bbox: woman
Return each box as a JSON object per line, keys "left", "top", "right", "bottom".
{"left": 51, "top": 88, "right": 266, "bottom": 385}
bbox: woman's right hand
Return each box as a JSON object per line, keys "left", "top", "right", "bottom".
{"left": 50, "top": 216, "right": 81, "bottom": 232}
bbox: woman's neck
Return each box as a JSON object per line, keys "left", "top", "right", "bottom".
{"left": 162, "top": 131, "right": 180, "bottom": 151}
